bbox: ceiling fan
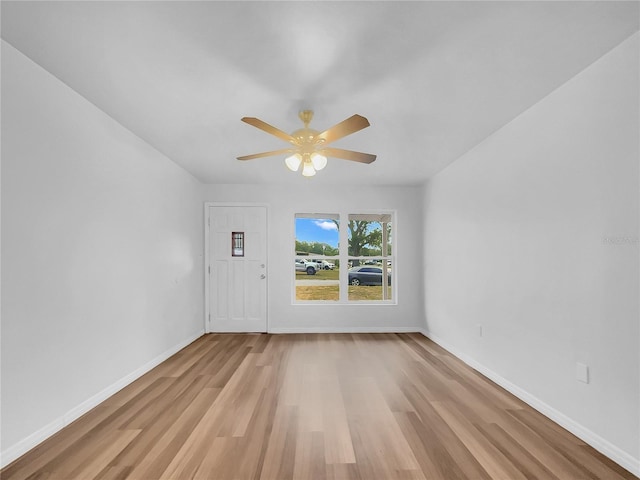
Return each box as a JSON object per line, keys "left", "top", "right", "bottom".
{"left": 237, "top": 110, "right": 376, "bottom": 177}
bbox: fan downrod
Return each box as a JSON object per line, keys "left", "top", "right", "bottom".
{"left": 298, "top": 110, "right": 314, "bottom": 128}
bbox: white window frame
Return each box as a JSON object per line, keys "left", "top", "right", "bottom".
{"left": 293, "top": 213, "right": 341, "bottom": 304}
{"left": 293, "top": 210, "right": 396, "bottom": 305}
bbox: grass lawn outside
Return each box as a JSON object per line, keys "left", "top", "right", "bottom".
{"left": 296, "top": 285, "right": 339, "bottom": 301}
{"left": 295, "top": 268, "right": 339, "bottom": 281}
{"left": 295, "top": 285, "right": 392, "bottom": 301}
{"left": 349, "top": 286, "right": 392, "bottom": 301}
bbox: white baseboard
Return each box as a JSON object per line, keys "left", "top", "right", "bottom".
{"left": 419, "top": 329, "right": 640, "bottom": 478}
{"left": 0, "top": 330, "right": 204, "bottom": 469}
{"left": 268, "top": 326, "right": 422, "bottom": 334}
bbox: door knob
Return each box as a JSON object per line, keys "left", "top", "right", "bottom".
{"left": 260, "top": 274, "right": 266, "bottom": 279}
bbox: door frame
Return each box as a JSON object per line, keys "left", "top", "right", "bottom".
{"left": 204, "top": 202, "right": 269, "bottom": 333}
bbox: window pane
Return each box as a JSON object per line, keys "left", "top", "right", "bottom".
{"left": 296, "top": 264, "right": 341, "bottom": 301}
{"left": 295, "top": 215, "right": 339, "bottom": 301}
{"left": 295, "top": 214, "right": 339, "bottom": 256}
{"left": 348, "top": 259, "right": 392, "bottom": 301}
{"left": 347, "top": 214, "right": 392, "bottom": 259}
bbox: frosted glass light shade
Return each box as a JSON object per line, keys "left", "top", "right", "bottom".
{"left": 311, "top": 153, "right": 327, "bottom": 170}
{"left": 285, "top": 154, "right": 302, "bottom": 171}
{"left": 301, "top": 161, "right": 316, "bottom": 177}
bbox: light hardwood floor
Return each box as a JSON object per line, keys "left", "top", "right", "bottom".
{"left": 2, "top": 333, "right": 637, "bottom": 480}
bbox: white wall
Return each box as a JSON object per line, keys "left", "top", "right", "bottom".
{"left": 1, "top": 42, "right": 204, "bottom": 464}
{"left": 422, "top": 33, "right": 639, "bottom": 472}
{"left": 203, "top": 183, "right": 424, "bottom": 332}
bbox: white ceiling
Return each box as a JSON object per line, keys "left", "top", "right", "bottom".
{"left": 2, "top": 1, "right": 638, "bottom": 186}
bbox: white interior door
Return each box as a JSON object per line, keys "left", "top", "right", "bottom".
{"left": 208, "top": 205, "right": 267, "bottom": 332}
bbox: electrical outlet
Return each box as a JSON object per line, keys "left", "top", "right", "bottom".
{"left": 576, "top": 363, "right": 589, "bottom": 384}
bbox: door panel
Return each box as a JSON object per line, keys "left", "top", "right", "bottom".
{"left": 209, "top": 206, "right": 267, "bottom": 332}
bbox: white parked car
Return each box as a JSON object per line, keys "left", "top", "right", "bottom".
{"left": 295, "top": 259, "right": 321, "bottom": 275}
{"left": 307, "top": 259, "right": 335, "bottom": 270}
{"left": 319, "top": 260, "right": 335, "bottom": 270}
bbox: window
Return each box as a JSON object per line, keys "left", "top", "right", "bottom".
{"left": 294, "top": 212, "right": 394, "bottom": 303}
{"left": 231, "top": 232, "right": 244, "bottom": 257}
{"left": 347, "top": 214, "right": 393, "bottom": 301}
{"left": 295, "top": 214, "right": 340, "bottom": 301}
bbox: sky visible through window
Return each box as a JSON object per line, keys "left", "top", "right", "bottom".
{"left": 295, "top": 218, "right": 339, "bottom": 247}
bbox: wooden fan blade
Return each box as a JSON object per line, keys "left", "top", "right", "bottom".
{"left": 323, "top": 147, "right": 376, "bottom": 164}
{"left": 241, "top": 117, "right": 296, "bottom": 144}
{"left": 315, "top": 114, "right": 370, "bottom": 145}
{"left": 237, "top": 148, "right": 294, "bottom": 161}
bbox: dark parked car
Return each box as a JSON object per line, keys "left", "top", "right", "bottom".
{"left": 348, "top": 266, "right": 391, "bottom": 286}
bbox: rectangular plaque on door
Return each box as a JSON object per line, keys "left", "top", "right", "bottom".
{"left": 232, "top": 232, "right": 244, "bottom": 257}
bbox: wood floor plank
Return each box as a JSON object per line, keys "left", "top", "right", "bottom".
{"left": 191, "top": 436, "right": 233, "bottom": 480}
{"left": 511, "top": 408, "right": 632, "bottom": 480}
{"left": 2, "top": 333, "right": 637, "bottom": 480}
{"left": 235, "top": 381, "right": 281, "bottom": 480}
{"left": 342, "top": 376, "right": 421, "bottom": 473}
{"left": 438, "top": 354, "right": 525, "bottom": 410}
{"left": 398, "top": 380, "right": 494, "bottom": 480}
{"left": 320, "top": 367, "right": 357, "bottom": 465}
{"left": 0, "top": 404, "right": 120, "bottom": 480}
{"left": 259, "top": 405, "right": 298, "bottom": 480}
{"left": 394, "top": 411, "right": 462, "bottom": 480}
{"left": 473, "top": 421, "right": 562, "bottom": 480}
{"left": 104, "top": 375, "right": 213, "bottom": 474}
{"left": 297, "top": 362, "right": 325, "bottom": 433}
{"left": 94, "top": 465, "right": 133, "bottom": 480}
{"left": 492, "top": 408, "right": 591, "bottom": 479}
{"left": 125, "top": 386, "right": 221, "bottom": 480}
{"left": 165, "top": 338, "right": 219, "bottom": 378}
{"left": 157, "top": 364, "right": 258, "bottom": 479}
{"left": 431, "top": 401, "right": 527, "bottom": 480}
{"left": 65, "top": 429, "right": 140, "bottom": 479}
{"left": 292, "top": 431, "right": 327, "bottom": 480}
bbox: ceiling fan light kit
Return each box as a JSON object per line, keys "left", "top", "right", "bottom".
{"left": 302, "top": 160, "right": 317, "bottom": 177}
{"left": 237, "top": 110, "right": 376, "bottom": 177}
{"left": 284, "top": 154, "right": 302, "bottom": 172}
{"left": 284, "top": 152, "right": 327, "bottom": 176}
